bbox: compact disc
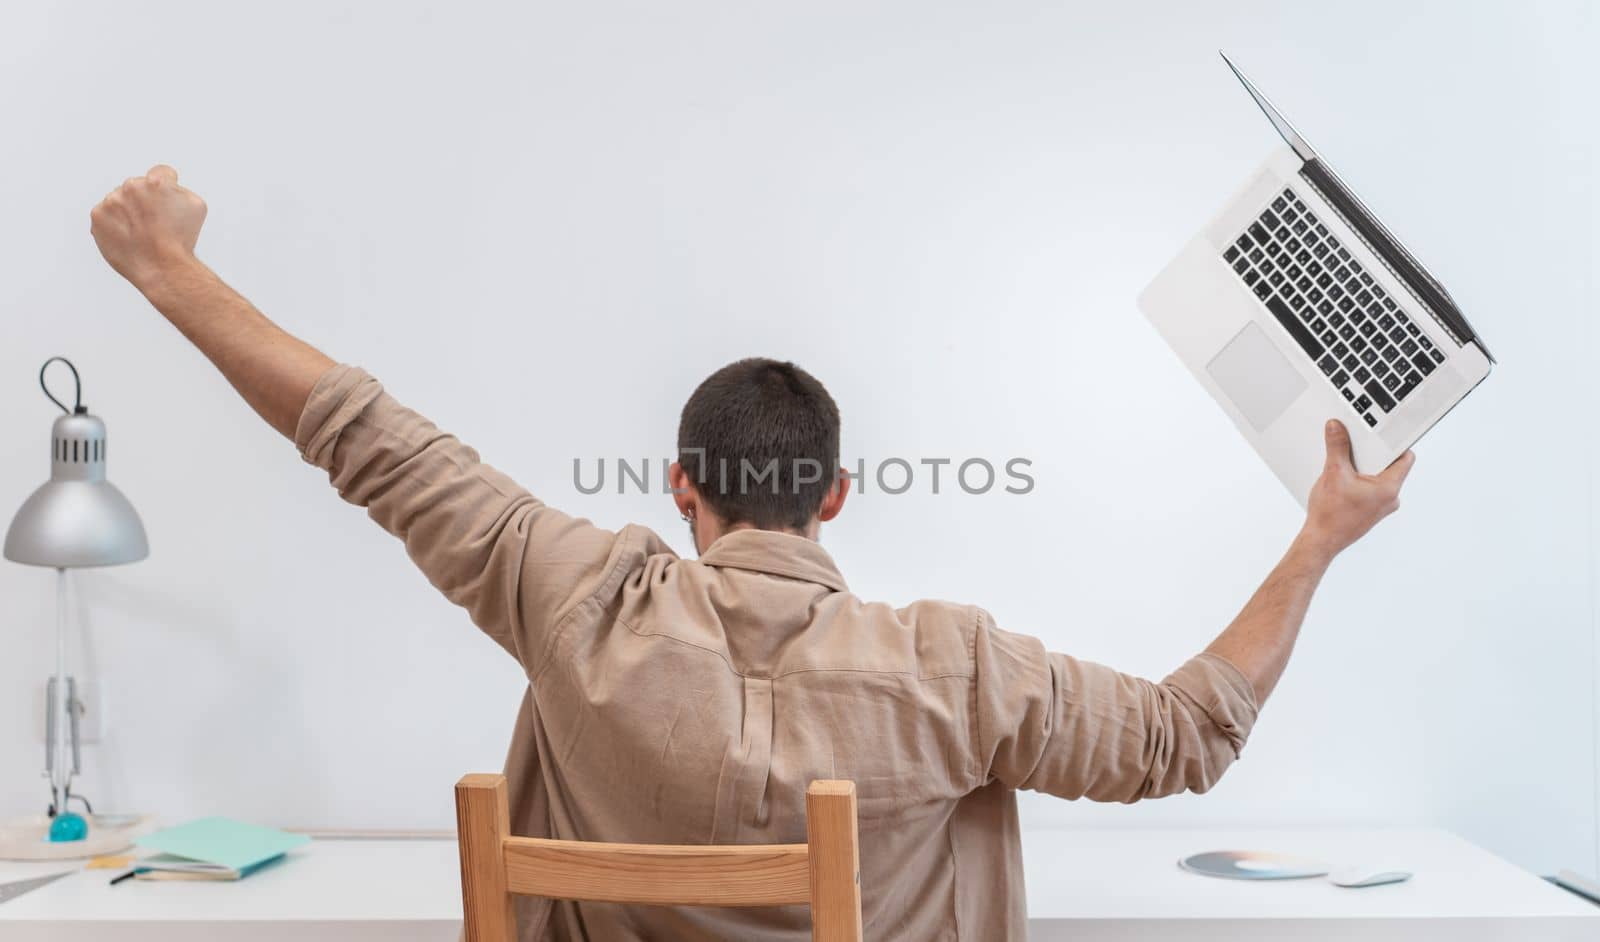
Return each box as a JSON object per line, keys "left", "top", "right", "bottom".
{"left": 1179, "top": 850, "right": 1330, "bottom": 880}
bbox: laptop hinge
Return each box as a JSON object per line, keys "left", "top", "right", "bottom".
{"left": 1299, "top": 160, "right": 1494, "bottom": 363}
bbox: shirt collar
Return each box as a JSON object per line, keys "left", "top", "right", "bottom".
{"left": 697, "top": 529, "right": 849, "bottom": 593}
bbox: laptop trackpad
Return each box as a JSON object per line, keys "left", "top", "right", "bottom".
{"left": 1206, "top": 321, "right": 1307, "bottom": 432}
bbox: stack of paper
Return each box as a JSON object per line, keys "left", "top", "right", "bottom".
{"left": 131, "top": 817, "right": 309, "bottom": 881}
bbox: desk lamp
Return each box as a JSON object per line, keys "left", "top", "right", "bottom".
{"left": 4, "top": 357, "right": 147, "bottom": 840}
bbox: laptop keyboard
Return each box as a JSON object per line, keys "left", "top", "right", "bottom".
{"left": 1222, "top": 187, "right": 1447, "bottom": 429}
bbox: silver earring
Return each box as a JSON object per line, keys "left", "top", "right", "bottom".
{"left": 680, "top": 512, "right": 695, "bottom": 523}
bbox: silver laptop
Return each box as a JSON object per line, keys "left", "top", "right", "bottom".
{"left": 1139, "top": 53, "right": 1493, "bottom": 505}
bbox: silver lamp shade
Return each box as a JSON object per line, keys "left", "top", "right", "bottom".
{"left": 5, "top": 411, "right": 148, "bottom": 568}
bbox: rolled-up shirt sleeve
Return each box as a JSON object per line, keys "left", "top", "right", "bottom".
{"left": 294, "top": 364, "right": 628, "bottom": 671}
{"left": 974, "top": 610, "right": 1259, "bottom": 802}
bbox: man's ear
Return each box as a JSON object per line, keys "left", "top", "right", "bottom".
{"left": 668, "top": 461, "right": 698, "bottom": 519}
{"left": 817, "top": 468, "right": 850, "bottom": 522}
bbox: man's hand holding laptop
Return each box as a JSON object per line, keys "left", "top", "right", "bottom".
{"left": 1303, "top": 419, "right": 1414, "bottom": 563}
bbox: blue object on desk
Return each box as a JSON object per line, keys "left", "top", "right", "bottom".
{"left": 47, "top": 812, "right": 88, "bottom": 842}
{"left": 134, "top": 817, "right": 309, "bottom": 876}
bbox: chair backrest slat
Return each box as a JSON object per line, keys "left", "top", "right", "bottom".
{"left": 806, "top": 782, "right": 865, "bottom": 942}
{"left": 503, "top": 837, "right": 811, "bottom": 906}
{"left": 455, "top": 773, "right": 515, "bottom": 942}
{"left": 456, "top": 775, "right": 863, "bottom": 942}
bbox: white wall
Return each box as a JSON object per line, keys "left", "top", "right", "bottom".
{"left": 2, "top": 0, "right": 1595, "bottom": 877}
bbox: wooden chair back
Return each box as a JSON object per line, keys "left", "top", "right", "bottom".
{"left": 454, "top": 774, "right": 863, "bottom": 942}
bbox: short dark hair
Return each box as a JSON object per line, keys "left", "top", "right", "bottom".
{"left": 678, "top": 358, "right": 841, "bottom": 531}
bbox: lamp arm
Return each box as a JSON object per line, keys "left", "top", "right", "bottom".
{"left": 68, "top": 677, "right": 82, "bottom": 777}
{"left": 49, "top": 568, "right": 72, "bottom": 816}
{"left": 44, "top": 677, "right": 56, "bottom": 791}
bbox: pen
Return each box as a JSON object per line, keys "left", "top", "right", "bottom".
{"left": 108, "top": 869, "right": 140, "bottom": 886}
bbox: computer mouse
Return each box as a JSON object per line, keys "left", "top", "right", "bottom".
{"left": 1329, "top": 866, "right": 1412, "bottom": 888}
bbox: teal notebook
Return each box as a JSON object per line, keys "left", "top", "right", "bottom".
{"left": 134, "top": 817, "right": 309, "bottom": 877}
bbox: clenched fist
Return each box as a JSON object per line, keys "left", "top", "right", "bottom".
{"left": 90, "top": 165, "right": 207, "bottom": 288}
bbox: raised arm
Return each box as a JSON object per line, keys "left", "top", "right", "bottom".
{"left": 89, "top": 165, "right": 641, "bottom": 670}
{"left": 979, "top": 420, "right": 1413, "bottom": 802}
{"left": 1205, "top": 419, "right": 1414, "bottom": 704}
{"left": 90, "top": 165, "right": 332, "bottom": 439}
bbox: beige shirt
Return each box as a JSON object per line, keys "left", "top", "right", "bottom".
{"left": 296, "top": 365, "right": 1260, "bottom": 941}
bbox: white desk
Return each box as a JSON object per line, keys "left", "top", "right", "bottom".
{"left": 1, "top": 828, "right": 1594, "bottom": 940}
{"left": 1023, "top": 828, "right": 1598, "bottom": 941}
{"left": 0, "top": 838, "right": 459, "bottom": 942}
